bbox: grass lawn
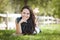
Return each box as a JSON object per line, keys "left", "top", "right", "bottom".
{"left": 0, "top": 24, "right": 60, "bottom": 40}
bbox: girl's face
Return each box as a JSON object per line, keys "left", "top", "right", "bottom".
{"left": 21, "top": 8, "right": 30, "bottom": 20}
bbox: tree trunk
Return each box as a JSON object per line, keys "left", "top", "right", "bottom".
{"left": 24, "top": 0, "right": 28, "bottom": 6}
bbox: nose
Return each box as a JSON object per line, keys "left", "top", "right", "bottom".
{"left": 24, "top": 13, "right": 28, "bottom": 17}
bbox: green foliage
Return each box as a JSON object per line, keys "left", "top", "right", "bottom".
{"left": 0, "top": 0, "right": 60, "bottom": 18}
{"left": 0, "top": 24, "right": 60, "bottom": 40}
{"left": 0, "top": 0, "right": 9, "bottom": 13}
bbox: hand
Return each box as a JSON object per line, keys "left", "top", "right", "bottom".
{"left": 19, "top": 17, "right": 27, "bottom": 24}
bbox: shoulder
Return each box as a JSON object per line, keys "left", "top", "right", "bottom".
{"left": 16, "top": 17, "right": 22, "bottom": 20}
{"left": 16, "top": 17, "right": 22, "bottom": 23}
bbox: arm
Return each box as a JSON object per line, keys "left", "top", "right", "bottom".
{"left": 15, "top": 20, "right": 22, "bottom": 34}
{"left": 15, "top": 18, "right": 27, "bottom": 34}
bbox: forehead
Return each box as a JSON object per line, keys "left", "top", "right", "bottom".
{"left": 22, "top": 8, "right": 30, "bottom": 13}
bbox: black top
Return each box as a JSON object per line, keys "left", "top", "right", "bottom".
{"left": 16, "top": 17, "right": 34, "bottom": 35}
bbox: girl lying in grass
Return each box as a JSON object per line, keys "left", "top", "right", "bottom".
{"left": 15, "top": 6, "right": 41, "bottom": 35}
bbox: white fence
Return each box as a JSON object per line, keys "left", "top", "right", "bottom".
{"left": 37, "top": 16, "right": 60, "bottom": 25}
{"left": 0, "top": 14, "right": 21, "bottom": 30}
{"left": 0, "top": 14, "right": 60, "bottom": 30}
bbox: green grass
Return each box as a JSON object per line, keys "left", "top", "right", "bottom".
{"left": 0, "top": 24, "right": 60, "bottom": 40}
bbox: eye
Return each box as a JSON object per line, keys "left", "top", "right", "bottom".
{"left": 23, "top": 12, "right": 26, "bottom": 14}
{"left": 27, "top": 13, "right": 30, "bottom": 15}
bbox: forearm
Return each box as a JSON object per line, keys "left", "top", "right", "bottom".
{"left": 16, "top": 24, "right": 20, "bottom": 34}
{"left": 19, "top": 23, "right": 22, "bottom": 34}
{"left": 16, "top": 23, "right": 22, "bottom": 34}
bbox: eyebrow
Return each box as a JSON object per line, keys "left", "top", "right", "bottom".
{"left": 23, "top": 11, "right": 30, "bottom": 14}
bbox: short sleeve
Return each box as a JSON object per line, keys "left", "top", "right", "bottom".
{"left": 16, "top": 17, "right": 22, "bottom": 23}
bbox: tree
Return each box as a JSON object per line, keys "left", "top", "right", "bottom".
{"left": 0, "top": 0, "right": 60, "bottom": 18}
{"left": 0, "top": 0, "right": 9, "bottom": 13}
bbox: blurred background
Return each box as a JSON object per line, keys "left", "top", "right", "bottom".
{"left": 0, "top": 0, "right": 60, "bottom": 40}
{"left": 0, "top": 0, "right": 60, "bottom": 30}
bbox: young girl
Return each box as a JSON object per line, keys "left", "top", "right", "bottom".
{"left": 15, "top": 6, "right": 40, "bottom": 35}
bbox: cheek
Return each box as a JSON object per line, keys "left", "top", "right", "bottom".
{"left": 21, "top": 13, "right": 25, "bottom": 17}
{"left": 27, "top": 15, "right": 30, "bottom": 18}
